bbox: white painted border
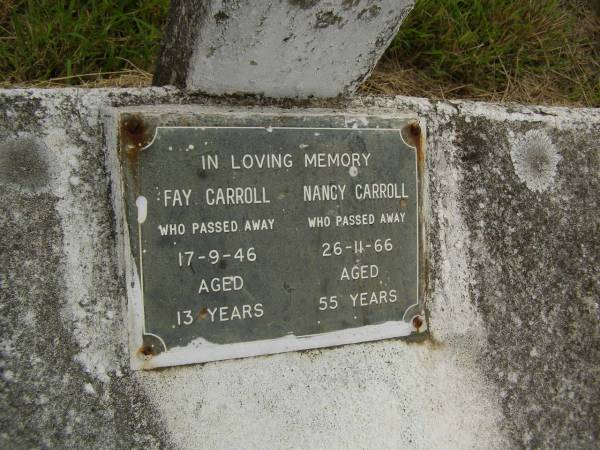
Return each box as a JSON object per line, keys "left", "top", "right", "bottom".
{"left": 141, "top": 321, "right": 416, "bottom": 369}
{"left": 123, "top": 117, "right": 424, "bottom": 370}
{"left": 140, "top": 125, "right": 420, "bottom": 151}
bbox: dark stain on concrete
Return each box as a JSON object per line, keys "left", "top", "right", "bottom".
{"left": 0, "top": 137, "right": 49, "bottom": 192}
{"left": 454, "top": 115, "right": 600, "bottom": 448}
{"left": 314, "top": 10, "right": 343, "bottom": 28}
{"left": 0, "top": 94, "right": 173, "bottom": 449}
{"left": 288, "top": 0, "right": 319, "bottom": 9}
{"left": 342, "top": 0, "right": 361, "bottom": 8}
{"left": 206, "top": 46, "right": 217, "bottom": 57}
{"left": 153, "top": 1, "right": 210, "bottom": 88}
{"left": 213, "top": 11, "right": 229, "bottom": 24}
{"left": 357, "top": 5, "right": 381, "bottom": 20}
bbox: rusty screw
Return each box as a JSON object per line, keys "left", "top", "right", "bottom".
{"left": 409, "top": 121, "right": 421, "bottom": 138}
{"left": 124, "top": 116, "right": 144, "bottom": 136}
{"left": 412, "top": 315, "right": 424, "bottom": 331}
{"left": 403, "top": 120, "right": 421, "bottom": 149}
{"left": 139, "top": 345, "right": 155, "bottom": 359}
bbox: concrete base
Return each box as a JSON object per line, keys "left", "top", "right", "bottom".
{"left": 0, "top": 88, "right": 598, "bottom": 449}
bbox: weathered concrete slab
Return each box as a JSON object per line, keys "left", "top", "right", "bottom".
{"left": 154, "top": 1, "right": 414, "bottom": 97}
{"left": 0, "top": 87, "right": 599, "bottom": 449}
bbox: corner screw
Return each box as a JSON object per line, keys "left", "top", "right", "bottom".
{"left": 412, "top": 315, "right": 424, "bottom": 331}
{"left": 124, "top": 116, "right": 144, "bottom": 135}
{"left": 139, "top": 345, "right": 155, "bottom": 360}
{"left": 409, "top": 121, "right": 421, "bottom": 138}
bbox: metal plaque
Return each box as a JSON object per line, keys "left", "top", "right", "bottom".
{"left": 115, "top": 108, "right": 426, "bottom": 369}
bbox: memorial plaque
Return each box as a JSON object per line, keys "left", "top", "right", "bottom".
{"left": 116, "top": 109, "right": 426, "bottom": 369}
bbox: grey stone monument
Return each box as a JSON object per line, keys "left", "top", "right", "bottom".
{"left": 154, "top": 0, "right": 414, "bottom": 97}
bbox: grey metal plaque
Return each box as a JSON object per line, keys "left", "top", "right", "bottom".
{"left": 116, "top": 109, "right": 426, "bottom": 369}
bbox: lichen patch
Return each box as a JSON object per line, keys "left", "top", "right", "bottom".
{"left": 509, "top": 129, "right": 561, "bottom": 192}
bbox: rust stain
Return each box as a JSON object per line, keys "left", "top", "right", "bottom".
{"left": 406, "top": 121, "right": 425, "bottom": 164}
{"left": 408, "top": 121, "right": 420, "bottom": 142}
{"left": 403, "top": 120, "right": 425, "bottom": 168}
{"left": 403, "top": 119, "right": 430, "bottom": 334}
{"left": 121, "top": 115, "right": 148, "bottom": 146}
{"left": 404, "top": 333, "right": 444, "bottom": 349}
{"left": 138, "top": 334, "right": 166, "bottom": 359}
{"left": 413, "top": 121, "right": 430, "bottom": 320}
{"left": 120, "top": 114, "right": 151, "bottom": 166}
{"left": 119, "top": 114, "right": 154, "bottom": 196}
{"left": 198, "top": 307, "right": 208, "bottom": 320}
{"left": 138, "top": 345, "right": 155, "bottom": 358}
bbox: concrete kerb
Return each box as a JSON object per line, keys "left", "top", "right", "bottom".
{"left": 0, "top": 87, "right": 598, "bottom": 448}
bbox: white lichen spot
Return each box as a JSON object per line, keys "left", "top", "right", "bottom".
{"left": 188, "top": 144, "right": 194, "bottom": 151}
{"left": 299, "top": 144, "right": 309, "bottom": 149}
{"left": 314, "top": 132, "right": 320, "bottom": 136}
{"left": 510, "top": 129, "right": 561, "bottom": 192}
{"left": 266, "top": 126, "right": 273, "bottom": 133}
{"left": 349, "top": 166, "right": 358, "bottom": 177}
{"left": 83, "top": 383, "right": 96, "bottom": 396}
{"left": 69, "top": 176, "right": 80, "bottom": 186}
{"left": 3, "top": 369, "right": 14, "bottom": 382}
{"left": 168, "top": 146, "right": 173, "bottom": 151}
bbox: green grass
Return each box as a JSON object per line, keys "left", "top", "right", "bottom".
{"left": 365, "top": 0, "right": 600, "bottom": 106}
{"left": 391, "top": 0, "right": 572, "bottom": 83}
{"left": 0, "top": 0, "right": 598, "bottom": 105}
{"left": 0, "top": 0, "right": 169, "bottom": 85}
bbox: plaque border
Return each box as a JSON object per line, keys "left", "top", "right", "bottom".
{"left": 110, "top": 108, "right": 427, "bottom": 370}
